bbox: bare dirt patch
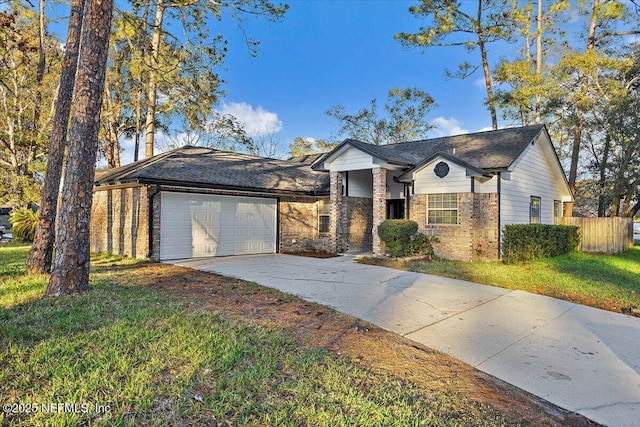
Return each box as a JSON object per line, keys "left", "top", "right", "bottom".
{"left": 108, "top": 262, "right": 599, "bottom": 427}
{"left": 282, "top": 250, "right": 340, "bottom": 258}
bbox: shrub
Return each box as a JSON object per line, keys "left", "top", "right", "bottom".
{"left": 9, "top": 207, "right": 38, "bottom": 242}
{"left": 405, "top": 233, "right": 439, "bottom": 258}
{"left": 377, "top": 220, "right": 438, "bottom": 258}
{"left": 377, "top": 220, "right": 418, "bottom": 257}
{"left": 502, "top": 224, "right": 580, "bottom": 263}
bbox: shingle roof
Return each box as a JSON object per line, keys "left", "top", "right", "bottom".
{"left": 317, "top": 124, "right": 547, "bottom": 172}
{"left": 95, "top": 146, "right": 330, "bottom": 195}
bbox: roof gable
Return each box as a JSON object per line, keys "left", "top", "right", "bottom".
{"left": 315, "top": 124, "right": 547, "bottom": 172}
{"left": 397, "top": 152, "right": 491, "bottom": 183}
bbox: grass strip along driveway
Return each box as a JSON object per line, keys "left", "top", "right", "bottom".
{"left": 361, "top": 246, "right": 640, "bottom": 315}
{"left": 1, "top": 244, "right": 595, "bottom": 426}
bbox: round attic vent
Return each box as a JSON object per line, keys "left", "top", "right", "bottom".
{"left": 434, "top": 161, "right": 449, "bottom": 178}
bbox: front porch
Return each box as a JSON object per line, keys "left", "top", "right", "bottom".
{"left": 328, "top": 167, "right": 407, "bottom": 256}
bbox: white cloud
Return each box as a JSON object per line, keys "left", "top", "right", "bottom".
{"left": 474, "top": 77, "right": 487, "bottom": 88}
{"left": 430, "top": 117, "right": 468, "bottom": 137}
{"left": 218, "top": 102, "right": 283, "bottom": 137}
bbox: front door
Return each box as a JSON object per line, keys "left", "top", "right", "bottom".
{"left": 386, "top": 199, "right": 405, "bottom": 219}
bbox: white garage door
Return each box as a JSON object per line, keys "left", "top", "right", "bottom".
{"left": 160, "top": 192, "right": 277, "bottom": 260}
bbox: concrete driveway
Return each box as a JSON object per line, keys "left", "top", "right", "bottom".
{"left": 169, "top": 253, "right": 640, "bottom": 427}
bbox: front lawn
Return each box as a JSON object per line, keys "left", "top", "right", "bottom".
{"left": 1, "top": 245, "right": 527, "bottom": 426}
{"left": 361, "top": 246, "right": 640, "bottom": 313}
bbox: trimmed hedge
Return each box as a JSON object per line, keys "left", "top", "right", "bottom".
{"left": 502, "top": 224, "right": 580, "bottom": 263}
{"left": 378, "top": 220, "right": 418, "bottom": 257}
{"left": 377, "top": 219, "right": 439, "bottom": 258}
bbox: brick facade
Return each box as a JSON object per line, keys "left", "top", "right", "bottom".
{"left": 90, "top": 186, "right": 150, "bottom": 259}
{"left": 342, "top": 196, "right": 373, "bottom": 251}
{"left": 409, "top": 192, "right": 499, "bottom": 261}
{"left": 372, "top": 167, "right": 387, "bottom": 256}
{"left": 329, "top": 171, "right": 345, "bottom": 252}
{"left": 279, "top": 198, "right": 331, "bottom": 253}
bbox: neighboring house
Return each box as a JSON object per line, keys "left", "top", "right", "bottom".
{"left": 90, "top": 124, "right": 573, "bottom": 261}
{"left": 0, "top": 206, "right": 13, "bottom": 229}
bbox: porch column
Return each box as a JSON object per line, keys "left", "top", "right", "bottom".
{"left": 329, "top": 171, "right": 343, "bottom": 253}
{"left": 372, "top": 166, "right": 386, "bottom": 257}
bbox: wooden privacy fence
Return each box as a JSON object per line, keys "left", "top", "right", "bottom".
{"left": 555, "top": 217, "right": 634, "bottom": 254}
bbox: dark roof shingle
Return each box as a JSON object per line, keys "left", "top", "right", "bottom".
{"left": 317, "top": 124, "right": 546, "bottom": 171}
{"left": 95, "top": 146, "right": 330, "bottom": 195}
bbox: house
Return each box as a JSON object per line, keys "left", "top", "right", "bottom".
{"left": 90, "top": 124, "right": 573, "bottom": 261}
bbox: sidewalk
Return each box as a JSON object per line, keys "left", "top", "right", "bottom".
{"left": 170, "top": 253, "right": 640, "bottom": 427}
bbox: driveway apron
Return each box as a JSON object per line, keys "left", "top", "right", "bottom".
{"left": 169, "top": 253, "right": 640, "bottom": 427}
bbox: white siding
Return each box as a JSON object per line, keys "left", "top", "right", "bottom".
{"left": 500, "top": 139, "right": 567, "bottom": 230}
{"left": 386, "top": 173, "right": 405, "bottom": 199}
{"left": 326, "top": 147, "right": 377, "bottom": 171}
{"left": 413, "top": 160, "right": 471, "bottom": 194}
{"left": 475, "top": 175, "right": 498, "bottom": 193}
{"left": 346, "top": 169, "right": 373, "bottom": 198}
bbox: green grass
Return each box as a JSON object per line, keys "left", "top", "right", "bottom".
{"left": 363, "top": 246, "right": 640, "bottom": 312}
{"left": 0, "top": 246, "right": 512, "bottom": 426}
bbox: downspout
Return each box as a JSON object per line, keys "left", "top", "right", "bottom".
{"left": 404, "top": 184, "right": 410, "bottom": 219}
{"left": 147, "top": 185, "right": 161, "bottom": 259}
{"left": 497, "top": 173, "right": 501, "bottom": 260}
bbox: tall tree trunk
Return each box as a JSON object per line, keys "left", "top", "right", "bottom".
{"left": 534, "top": 0, "right": 542, "bottom": 124}
{"left": 104, "top": 78, "right": 121, "bottom": 168}
{"left": 144, "top": 0, "right": 164, "bottom": 158}
{"left": 134, "top": 85, "right": 142, "bottom": 162}
{"left": 26, "top": 0, "right": 86, "bottom": 275}
{"left": 47, "top": 0, "right": 114, "bottom": 296}
{"left": 597, "top": 132, "right": 611, "bottom": 217}
{"left": 565, "top": 0, "right": 600, "bottom": 217}
{"left": 32, "top": 0, "right": 46, "bottom": 154}
{"left": 477, "top": 1, "right": 498, "bottom": 130}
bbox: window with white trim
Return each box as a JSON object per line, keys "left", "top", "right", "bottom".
{"left": 554, "top": 200, "right": 562, "bottom": 218}
{"left": 427, "top": 193, "right": 458, "bottom": 225}
{"left": 318, "top": 199, "right": 330, "bottom": 233}
{"left": 530, "top": 196, "right": 541, "bottom": 224}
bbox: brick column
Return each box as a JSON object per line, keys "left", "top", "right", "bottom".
{"left": 329, "top": 171, "right": 343, "bottom": 253}
{"left": 372, "top": 167, "right": 387, "bottom": 257}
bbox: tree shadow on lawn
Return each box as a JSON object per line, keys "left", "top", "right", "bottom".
{"left": 0, "top": 279, "right": 168, "bottom": 347}
{"left": 543, "top": 247, "right": 640, "bottom": 310}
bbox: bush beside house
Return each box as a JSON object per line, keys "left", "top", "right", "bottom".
{"left": 502, "top": 224, "right": 579, "bottom": 263}
{"left": 378, "top": 219, "right": 438, "bottom": 258}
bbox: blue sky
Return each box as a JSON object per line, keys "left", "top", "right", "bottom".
{"left": 209, "top": 0, "right": 491, "bottom": 153}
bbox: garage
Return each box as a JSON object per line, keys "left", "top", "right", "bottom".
{"left": 160, "top": 192, "right": 277, "bottom": 260}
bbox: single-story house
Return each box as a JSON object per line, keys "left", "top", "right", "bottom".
{"left": 90, "top": 124, "right": 573, "bottom": 261}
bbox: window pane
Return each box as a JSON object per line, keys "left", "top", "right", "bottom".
{"left": 428, "top": 209, "right": 457, "bottom": 224}
{"left": 427, "top": 193, "right": 458, "bottom": 224}
{"left": 554, "top": 201, "right": 561, "bottom": 217}
{"left": 318, "top": 199, "right": 330, "bottom": 215}
{"left": 530, "top": 197, "right": 541, "bottom": 224}
{"left": 319, "top": 215, "right": 330, "bottom": 233}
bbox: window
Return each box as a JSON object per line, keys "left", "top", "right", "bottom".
{"left": 554, "top": 200, "right": 562, "bottom": 218}
{"left": 530, "top": 196, "right": 541, "bottom": 224}
{"left": 427, "top": 193, "right": 458, "bottom": 225}
{"left": 318, "top": 199, "right": 330, "bottom": 233}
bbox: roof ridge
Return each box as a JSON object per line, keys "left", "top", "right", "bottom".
{"left": 112, "top": 146, "right": 191, "bottom": 182}
{"left": 386, "top": 123, "right": 546, "bottom": 146}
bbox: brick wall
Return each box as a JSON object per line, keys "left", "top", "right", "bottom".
{"left": 372, "top": 167, "right": 387, "bottom": 256}
{"left": 279, "top": 197, "right": 331, "bottom": 253}
{"left": 342, "top": 196, "right": 373, "bottom": 251}
{"left": 410, "top": 192, "right": 499, "bottom": 261}
{"left": 90, "top": 186, "right": 150, "bottom": 259}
